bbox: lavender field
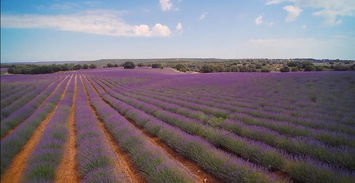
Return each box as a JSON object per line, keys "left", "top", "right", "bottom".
{"left": 1, "top": 67, "right": 354, "bottom": 183}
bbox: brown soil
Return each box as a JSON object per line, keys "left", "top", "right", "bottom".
{"left": 55, "top": 75, "right": 79, "bottom": 183}
{"left": 0, "top": 74, "right": 73, "bottom": 183}
{"left": 80, "top": 75, "right": 145, "bottom": 183}
{"left": 86, "top": 76, "right": 219, "bottom": 183}
{"left": 272, "top": 170, "right": 293, "bottom": 183}
{"left": 1, "top": 75, "right": 70, "bottom": 140}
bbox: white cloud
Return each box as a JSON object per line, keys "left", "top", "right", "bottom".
{"left": 266, "top": 0, "right": 285, "bottom": 5}
{"left": 176, "top": 22, "right": 183, "bottom": 31}
{"left": 283, "top": 5, "right": 302, "bottom": 22}
{"left": 312, "top": 10, "right": 343, "bottom": 25}
{"left": 266, "top": 0, "right": 355, "bottom": 25}
{"left": 159, "top": 0, "right": 172, "bottom": 11}
{"left": 255, "top": 15, "right": 263, "bottom": 25}
{"left": 0, "top": 10, "right": 172, "bottom": 37}
{"left": 199, "top": 12, "right": 207, "bottom": 20}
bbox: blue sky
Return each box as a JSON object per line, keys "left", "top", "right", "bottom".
{"left": 1, "top": 0, "right": 355, "bottom": 62}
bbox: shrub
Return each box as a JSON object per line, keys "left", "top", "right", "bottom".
{"left": 287, "top": 61, "right": 298, "bottom": 67}
{"left": 175, "top": 64, "right": 189, "bottom": 72}
{"left": 280, "top": 67, "right": 290, "bottom": 72}
{"left": 152, "top": 63, "right": 163, "bottom": 68}
{"left": 291, "top": 67, "right": 298, "bottom": 72}
{"left": 137, "top": 63, "right": 145, "bottom": 67}
{"left": 304, "top": 65, "right": 315, "bottom": 71}
{"left": 122, "top": 62, "right": 135, "bottom": 69}
{"left": 300, "top": 61, "right": 314, "bottom": 69}
{"left": 82, "top": 64, "right": 89, "bottom": 69}
{"left": 200, "top": 65, "right": 214, "bottom": 73}
{"left": 315, "top": 66, "right": 324, "bottom": 71}
{"left": 89, "top": 64, "right": 97, "bottom": 69}
{"left": 334, "top": 64, "right": 349, "bottom": 71}
{"left": 260, "top": 67, "right": 271, "bottom": 72}
{"left": 73, "top": 64, "right": 82, "bottom": 70}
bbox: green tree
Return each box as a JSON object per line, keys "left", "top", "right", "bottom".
{"left": 73, "top": 64, "right": 82, "bottom": 70}
{"left": 89, "top": 64, "right": 97, "bottom": 69}
{"left": 280, "top": 67, "right": 290, "bottom": 72}
{"left": 152, "top": 63, "right": 162, "bottom": 68}
{"left": 122, "top": 61, "right": 135, "bottom": 69}
{"left": 175, "top": 64, "right": 189, "bottom": 72}
{"left": 200, "top": 65, "right": 214, "bottom": 73}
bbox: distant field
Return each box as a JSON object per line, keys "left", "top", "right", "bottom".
{"left": 1, "top": 68, "right": 354, "bottom": 183}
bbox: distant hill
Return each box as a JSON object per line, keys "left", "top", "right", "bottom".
{"left": 2, "top": 58, "right": 354, "bottom": 68}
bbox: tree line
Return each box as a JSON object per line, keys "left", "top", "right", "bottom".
{"left": 138, "top": 60, "right": 355, "bottom": 73}
{"left": 3, "top": 60, "right": 354, "bottom": 74}
{"left": 6, "top": 63, "right": 97, "bottom": 74}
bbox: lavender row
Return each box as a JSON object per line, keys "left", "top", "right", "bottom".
{"left": 134, "top": 85, "right": 355, "bottom": 136}
{"left": 1, "top": 83, "right": 32, "bottom": 100}
{"left": 103, "top": 74, "right": 339, "bottom": 122}
{"left": 229, "top": 112, "right": 355, "bottom": 147}
{"left": 1, "top": 79, "right": 58, "bottom": 119}
{"left": 126, "top": 85, "right": 355, "bottom": 146}
{"left": 145, "top": 72, "right": 354, "bottom": 117}
{"left": 1, "top": 85, "right": 36, "bottom": 108}
{"left": 90, "top": 77, "right": 355, "bottom": 182}
{"left": 100, "top": 77, "right": 355, "bottom": 148}
{"left": 118, "top": 71, "right": 352, "bottom": 125}
{"left": 87, "top": 76, "right": 278, "bottom": 183}
{"left": 0, "top": 76, "right": 69, "bottom": 175}
{"left": 0, "top": 76, "right": 66, "bottom": 138}
{"left": 150, "top": 86, "right": 353, "bottom": 126}
{"left": 21, "top": 75, "right": 75, "bottom": 183}
{"left": 75, "top": 76, "right": 126, "bottom": 182}
{"left": 0, "top": 74, "right": 60, "bottom": 100}
{"left": 83, "top": 77, "right": 196, "bottom": 183}
{"left": 99, "top": 79, "right": 355, "bottom": 170}
{"left": 146, "top": 82, "right": 347, "bottom": 124}
{"left": 104, "top": 78, "right": 351, "bottom": 142}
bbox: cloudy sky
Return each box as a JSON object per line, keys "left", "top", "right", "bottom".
{"left": 1, "top": 0, "right": 355, "bottom": 62}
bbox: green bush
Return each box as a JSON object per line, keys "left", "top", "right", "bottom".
{"left": 315, "top": 66, "right": 324, "bottom": 71}
{"left": 82, "top": 64, "right": 89, "bottom": 69}
{"left": 291, "top": 67, "right": 298, "bottom": 72}
{"left": 122, "top": 62, "right": 135, "bottom": 69}
{"left": 152, "top": 63, "right": 163, "bottom": 68}
{"left": 351, "top": 64, "right": 355, "bottom": 70}
{"left": 334, "top": 64, "right": 349, "bottom": 71}
{"left": 89, "top": 64, "right": 97, "bottom": 69}
{"left": 260, "top": 67, "right": 271, "bottom": 72}
{"left": 280, "top": 67, "right": 290, "bottom": 72}
{"left": 175, "top": 64, "right": 189, "bottom": 72}
{"left": 304, "top": 65, "right": 315, "bottom": 71}
{"left": 200, "top": 65, "right": 214, "bottom": 73}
